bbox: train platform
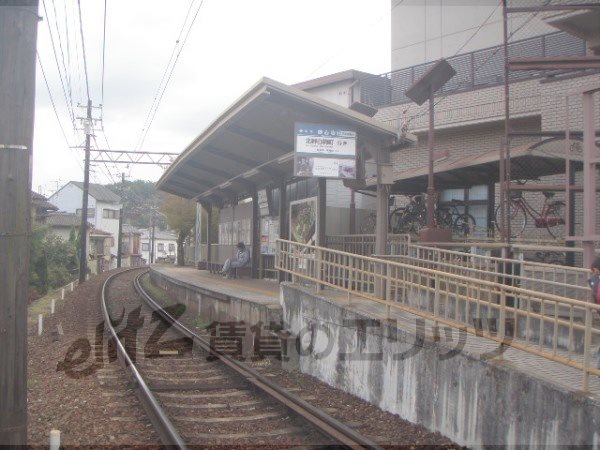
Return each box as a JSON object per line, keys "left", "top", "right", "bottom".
{"left": 151, "top": 265, "right": 600, "bottom": 402}
{"left": 151, "top": 265, "right": 280, "bottom": 307}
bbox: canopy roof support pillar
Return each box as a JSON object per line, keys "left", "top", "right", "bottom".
{"left": 206, "top": 203, "right": 213, "bottom": 267}
{"left": 251, "top": 189, "right": 260, "bottom": 279}
{"left": 278, "top": 179, "right": 288, "bottom": 283}
{"left": 317, "top": 178, "right": 326, "bottom": 247}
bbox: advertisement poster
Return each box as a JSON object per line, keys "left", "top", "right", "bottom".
{"left": 289, "top": 197, "right": 317, "bottom": 245}
{"left": 294, "top": 123, "right": 357, "bottom": 179}
{"left": 260, "top": 218, "right": 279, "bottom": 255}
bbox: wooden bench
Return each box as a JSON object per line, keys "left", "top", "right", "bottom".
{"left": 206, "top": 261, "right": 251, "bottom": 278}
{"left": 232, "top": 266, "right": 251, "bottom": 279}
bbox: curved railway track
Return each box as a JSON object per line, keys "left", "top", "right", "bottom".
{"left": 101, "top": 268, "right": 383, "bottom": 449}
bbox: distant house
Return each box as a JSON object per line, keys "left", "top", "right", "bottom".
{"left": 43, "top": 212, "right": 83, "bottom": 242}
{"left": 31, "top": 191, "right": 58, "bottom": 222}
{"left": 48, "top": 181, "right": 122, "bottom": 266}
{"left": 43, "top": 212, "right": 113, "bottom": 275}
{"left": 140, "top": 228, "right": 178, "bottom": 264}
{"left": 121, "top": 224, "right": 143, "bottom": 267}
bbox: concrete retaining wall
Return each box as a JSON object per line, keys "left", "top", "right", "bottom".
{"left": 281, "top": 283, "right": 600, "bottom": 448}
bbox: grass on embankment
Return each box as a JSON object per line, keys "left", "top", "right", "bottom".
{"left": 27, "top": 283, "right": 75, "bottom": 327}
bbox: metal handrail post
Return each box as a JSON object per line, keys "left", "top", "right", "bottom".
{"left": 583, "top": 306, "right": 592, "bottom": 391}
{"left": 316, "top": 247, "right": 322, "bottom": 292}
{"left": 499, "top": 287, "right": 507, "bottom": 360}
{"left": 385, "top": 262, "right": 392, "bottom": 319}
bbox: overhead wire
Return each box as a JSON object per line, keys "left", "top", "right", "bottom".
{"left": 101, "top": 0, "right": 107, "bottom": 111}
{"left": 136, "top": 0, "right": 205, "bottom": 151}
{"left": 50, "top": 0, "right": 73, "bottom": 113}
{"left": 76, "top": 0, "right": 91, "bottom": 102}
{"left": 403, "top": 0, "right": 544, "bottom": 128}
{"left": 41, "top": 0, "right": 76, "bottom": 127}
{"left": 304, "top": 0, "right": 408, "bottom": 80}
{"left": 38, "top": 52, "right": 101, "bottom": 183}
{"left": 134, "top": 0, "right": 196, "bottom": 151}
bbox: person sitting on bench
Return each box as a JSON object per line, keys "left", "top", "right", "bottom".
{"left": 221, "top": 242, "right": 250, "bottom": 278}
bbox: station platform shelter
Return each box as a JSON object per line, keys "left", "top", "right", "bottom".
{"left": 156, "top": 77, "right": 600, "bottom": 447}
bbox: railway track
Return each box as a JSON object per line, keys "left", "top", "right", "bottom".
{"left": 101, "top": 268, "right": 383, "bottom": 449}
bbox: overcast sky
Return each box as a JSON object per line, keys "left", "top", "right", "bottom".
{"left": 33, "top": 0, "right": 394, "bottom": 194}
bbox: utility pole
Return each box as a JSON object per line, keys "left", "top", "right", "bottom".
{"left": 78, "top": 99, "right": 92, "bottom": 283}
{"left": 117, "top": 173, "right": 125, "bottom": 268}
{"left": 0, "top": 1, "right": 39, "bottom": 445}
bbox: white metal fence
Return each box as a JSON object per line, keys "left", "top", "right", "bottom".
{"left": 277, "top": 239, "right": 600, "bottom": 391}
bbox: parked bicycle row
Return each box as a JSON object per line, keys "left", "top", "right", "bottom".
{"left": 360, "top": 187, "right": 565, "bottom": 240}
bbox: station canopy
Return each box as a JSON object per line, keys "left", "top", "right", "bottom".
{"left": 157, "top": 78, "right": 414, "bottom": 203}
{"left": 391, "top": 137, "right": 585, "bottom": 194}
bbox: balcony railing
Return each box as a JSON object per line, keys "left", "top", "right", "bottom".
{"left": 360, "top": 32, "right": 587, "bottom": 109}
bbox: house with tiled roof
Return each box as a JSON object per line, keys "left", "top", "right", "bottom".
{"left": 48, "top": 181, "right": 122, "bottom": 266}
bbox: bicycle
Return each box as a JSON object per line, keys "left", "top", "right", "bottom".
{"left": 389, "top": 194, "right": 427, "bottom": 234}
{"left": 494, "top": 189, "right": 565, "bottom": 239}
{"left": 436, "top": 199, "right": 477, "bottom": 238}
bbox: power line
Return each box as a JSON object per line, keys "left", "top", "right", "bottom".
{"left": 391, "top": 11, "right": 530, "bottom": 55}
{"left": 70, "top": 0, "right": 84, "bottom": 107}
{"left": 404, "top": 0, "right": 543, "bottom": 128}
{"left": 50, "top": 0, "right": 73, "bottom": 112}
{"left": 41, "top": 0, "right": 76, "bottom": 126}
{"left": 101, "top": 0, "right": 107, "bottom": 109}
{"left": 453, "top": 1, "right": 502, "bottom": 57}
{"left": 136, "top": 0, "right": 205, "bottom": 151}
{"left": 76, "top": 0, "right": 90, "bottom": 102}
{"left": 37, "top": 52, "right": 73, "bottom": 154}
{"left": 37, "top": 51, "right": 92, "bottom": 178}
{"left": 134, "top": 0, "right": 196, "bottom": 151}
{"left": 304, "top": 0, "right": 408, "bottom": 80}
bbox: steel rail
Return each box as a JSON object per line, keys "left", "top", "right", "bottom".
{"left": 133, "top": 271, "right": 382, "bottom": 450}
{"left": 101, "top": 268, "right": 188, "bottom": 449}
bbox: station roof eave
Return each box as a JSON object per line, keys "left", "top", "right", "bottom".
{"left": 390, "top": 137, "right": 584, "bottom": 194}
{"left": 156, "top": 77, "right": 414, "bottom": 203}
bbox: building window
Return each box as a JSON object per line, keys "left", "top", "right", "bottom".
{"left": 76, "top": 208, "right": 95, "bottom": 218}
{"left": 142, "top": 243, "right": 149, "bottom": 251}
{"left": 103, "top": 208, "right": 120, "bottom": 219}
{"left": 157, "top": 243, "right": 165, "bottom": 252}
{"left": 168, "top": 243, "right": 175, "bottom": 253}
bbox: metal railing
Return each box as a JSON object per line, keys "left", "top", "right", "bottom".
{"left": 381, "top": 244, "right": 591, "bottom": 302}
{"left": 325, "top": 233, "right": 412, "bottom": 256}
{"left": 361, "top": 31, "right": 586, "bottom": 109}
{"left": 326, "top": 234, "right": 590, "bottom": 302}
{"left": 277, "top": 239, "right": 600, "bottom": 391}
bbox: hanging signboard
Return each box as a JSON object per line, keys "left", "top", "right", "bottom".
{"left": 294, "top": 122, "right": 357, "bottom": 179}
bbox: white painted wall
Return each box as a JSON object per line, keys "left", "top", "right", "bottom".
{"left": 390, "top": 0, "right": 553, "bottom": 71}
{"left": 48, "top": 183, "right": 97, "bottom": 223}
{"left": 140, "top": 231, "right": 178, "bottom": 263}
{"left": 95, "top": 201, "right": 120, "bottom": 256}
{"left": 303, "top": 81, "right": 355, "bottom": 107}
{"left": 48, "top": 183, "right": 121, "bottom": 257}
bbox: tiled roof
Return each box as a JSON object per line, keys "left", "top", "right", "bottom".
{"left": 45, "top": 213, "right": 86, "bottom": 228}
{"left": 70, "top": 181, "right": 121, "bottom": 203}
{"left": 32, "top": 191, "right": 58, "bottom": 211}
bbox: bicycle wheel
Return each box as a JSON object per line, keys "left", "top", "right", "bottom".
{"left": 453, "top": 213, "right": 476, "bottom": 238}
{"left": 545, "top": 201, "right": 565, "bottom": 240}
{"left": 360, "top": 212, "right": 377, "bottom": 234}
{"left": 495, "top": 200, "right": 527, "bottom": 238}
{"left": 436, "top": 208, "right": 453, "bottom": 229}
{"left": 389, "top": 207, "right": 406, "bottom": 234}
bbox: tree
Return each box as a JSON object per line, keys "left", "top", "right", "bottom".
{"left": 160, "top": 194, "right": 196, "bottom": 266}
{"left": 107, "top": 179, "right": 167, "bottom": 229}
{"left": 29, "top": 224, "right": 78, "bottom": 298}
